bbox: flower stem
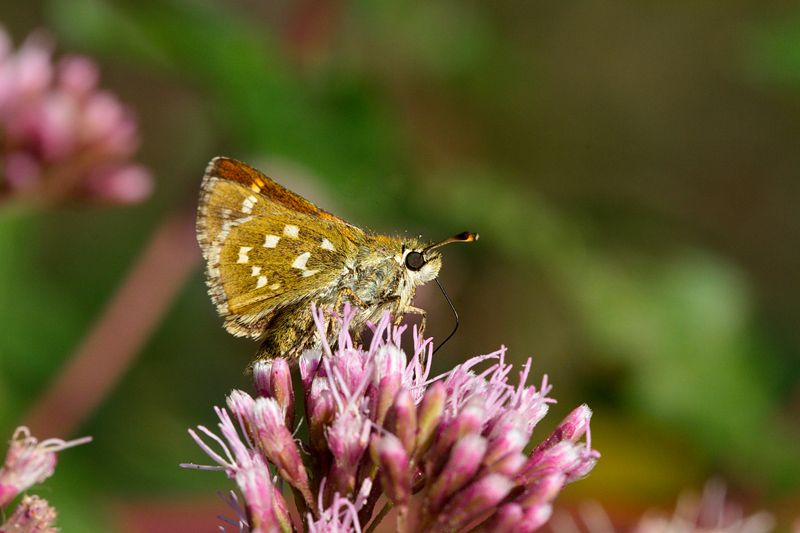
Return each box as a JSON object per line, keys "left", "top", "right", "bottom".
{"left": 23, "top": 211, "right": 199, "bottom": 437}
{"left": 364, "top": 500, "right": 394, "bottom": 533}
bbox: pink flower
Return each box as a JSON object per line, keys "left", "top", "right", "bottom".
{"left": 0, "top": 494, "right": 58, "bottom": 532}
{"left": 633, "top": 480, "right": 775, "bottom": 533}
{"left": 186, "top": 304, "right": 599, "bottom": 532}
{"left": 555, "top": 480, "right": 777, "bottom": 533}
{"left": 0, "top": 26, "right": 151, "bottom": 207}
{"left": 308, "top": 490, "right": 363, "bottom": 533}
{"left": 0, "top": 427, "right": 91, "bottom": 532}
{"left": 0, "top": 426, "right": 92, "bottom": 508}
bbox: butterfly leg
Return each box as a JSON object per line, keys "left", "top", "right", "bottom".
{"left": 325, "top": 287, "right": 370, "bottom": 342}
{"left": 402, "top": 305, "right": 428, "bottom": 336}
{"left": 334, "top": 286, "right": 369, "bottom": 313}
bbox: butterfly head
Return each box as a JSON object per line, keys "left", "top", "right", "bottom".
{"left": 402, "top": 245, "right": 443, "bottom": 286}
{"left": 401, "top": 231, "right": 478, "bottom": 287}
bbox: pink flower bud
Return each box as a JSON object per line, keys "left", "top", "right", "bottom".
{"left": 85, "top": 164, "right": 153, "bottom": 204}
{"left": 38, "top": 91, "right": 77, "bottom": 160}
{"left": 385, "top": 388, "right": 417, "bottom": 455}
{"left": 373, "top": 345, "right": 405, "bottom": 425}
{"left": 483, "top": 428, "right": 527, "bottom": 468}
{"left": 435, "top": 473, "right": 514, "bottom": 533}
{"left": 2, "top": 151, "right": 41, "bottom": 191}
{"left": 515, "top": 503, "right": 553, "bottom": 533}
{"left": 428, "top": 400, "right": 485, "bottom": 475}
{"left": 415, "top": 380, "right": 445, "bottom": 459}
{"left": 252, "top": 358, "right": 295, "bottom": 431}
{"left": 308, "top": 388, "right": 336, "bottom": 460}
{"left": 57, "top": 55, "right": 99, "bottom": 99}
{"left": 225, "top": 390, "right": 255, "bottom": 445}
{"left": 565, "top": 447, "right": 599, "bottom": 483}
{"left": 424, "top": 433, "right": 488, "bottom": 516}
{"left": 235, "top": 454, "right": 278, "bottom": 531}
{"left": 533, "top": 404, "right": 592, "bottom": 454}
{"left": 517, "top": 472, "right": 566, "bottom": 508}
{"left": 299, "top": 348, "right": 322, "bottom": 388}
{"left": 486, "top": 410, "right": 528, "bottom": 441}
{"left": 326, "top": 409, "right": 371, "bottom": 497}
{"left": 79, "top": 90, "right": 127, "bottom": 146}
{"left": 372, "top": 433, "right": 411, "bottom": 506}
{"left": 489, "top": 503, "right": 524, "bottom": 533}
{"left": 482, "top": 450, "right": 526, "bottom": 478}
{"left": 14, "top": 35, "right": 54, "bottom": 98}
{"left": 252, "top": 361, "right": 273, "bottom": 398}
{"left": 518, "top": 441, "right": 581, "bottom": 487}
{"left": 250, "top": 398, "right": 310, "bottom": 496}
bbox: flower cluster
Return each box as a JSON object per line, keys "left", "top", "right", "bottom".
{"left": 0, "top": 25, "right": 151, "bottom": 207}
{"left": 0, "top": 426, "right": 92, "bottom": 532}
{"left": 186, "top": 304, "right": 598, "bottom": 532}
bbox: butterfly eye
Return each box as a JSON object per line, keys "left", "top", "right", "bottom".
{"left": 405, "top": 251, "right": 425, "bottom": 271}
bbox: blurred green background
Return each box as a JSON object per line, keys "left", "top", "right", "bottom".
{"left": 1, "top": 0, "right": 800, "bottom": 531}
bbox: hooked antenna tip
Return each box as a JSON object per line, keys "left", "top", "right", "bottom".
{"left": 423, "top": 231, "right": 479, "bottom": 255}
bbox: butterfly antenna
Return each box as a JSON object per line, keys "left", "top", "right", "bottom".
{"left": 422, "top": 231, "right": 479, "bottom": 258}
{"left": 432, "top": 277, "right": 459, "bottom": 355}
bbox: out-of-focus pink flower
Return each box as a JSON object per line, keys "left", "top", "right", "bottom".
{"left": 0, "top": 26, "right": 151, "bottom": 207}
{"left": 0, "top": 426, "right": 92, "bottom": 509}
{"left": 0, "top": 427, "right": 91, "bottom": 532}
{"left": 551, "top": 481, "right": 779, "bottom": 533}
{"left": 0, "top": 494, "right": 58, "bottom": 532}
{"left": 186, "top": 304, "right": 599, "bottom": 532}
{"left": 632, "top": 480, "right": 775, "bottom": 533}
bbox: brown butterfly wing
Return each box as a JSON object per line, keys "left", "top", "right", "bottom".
{"left": 197, "top": 157, "right": 363, "bottom": 339}
{"left": 207, "top": 157, "right": 351, "bottom": 224}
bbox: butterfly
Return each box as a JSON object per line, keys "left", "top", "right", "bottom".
{"left": 197, "top": 157, "right": 477, "bottom": 366}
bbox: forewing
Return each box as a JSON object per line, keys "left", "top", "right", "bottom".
{"left": 197, "top": 158, "right": 362, "bottom": 338}
{"left": 206, "top": 157, "right": 351, "bottom": 223}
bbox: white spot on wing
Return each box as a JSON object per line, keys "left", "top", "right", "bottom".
{"left": 264, "top": 235, "right": 280, "bottom": 248}
{"left": 241, "top": 195, "right": 258, "bottom": 214}
{"left": 302, "top": 269, "right": 319, "bottom": 277}
{"left": 251, "top": 266, "right": 261, "bottom": 276}
{"left": 270, "top": 283, "right": 281, "bottom": 291}
{"left": 320, "top": 238, "right": 335, "bottom": 251}
{"left": 291, "top": 251, "right": 311, "bottom": 270}
{"left": 283, "top": 224, "right": 300, "bottom": 238}
{"left": 256, "top": 275, "right": 267, "bottom": 288}
{"left": 237, "top": 246, "right": 252, "bottom": 264}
